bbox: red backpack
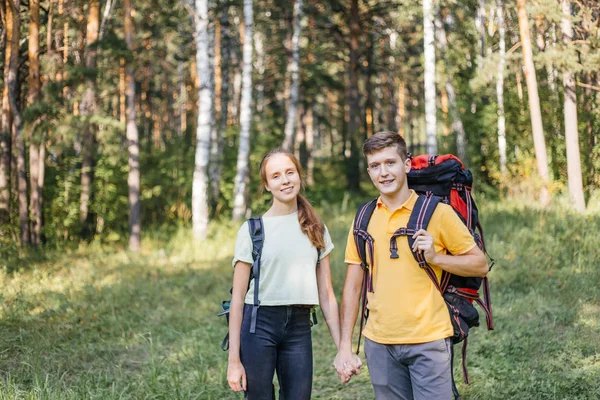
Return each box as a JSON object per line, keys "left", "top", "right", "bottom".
{"left": 353, "top": 154, "right": 494, "bottom": 400}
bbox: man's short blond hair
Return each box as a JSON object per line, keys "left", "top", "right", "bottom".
{"left": 362, "top": 131, "right": 408, "bottom": 161}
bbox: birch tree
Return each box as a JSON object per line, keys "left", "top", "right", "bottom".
{"left": 192, "top": 0, "right": 214, "bottom": 237}
{"left": 435, "top": 12, "right": 467, "bottom": 162}
{"left": 423, "top": 0, "right": 437, "bottom": 155}
{"left": 517, "top": 0, "right": 550, "bottom": 205}
{"left": 124, "top": 0, "right": 141, "bottom": 250}
{"left": 496, "top": 0, "right": 506, "bottom": 174}
{"left": 560, "top": 0, "right": 585, "bottom": 211}
{"left": 232, "top": 0, "right": 253, "bottom": 221}
{"left": 282, "top": 0, "right": 303, "bottom": 152}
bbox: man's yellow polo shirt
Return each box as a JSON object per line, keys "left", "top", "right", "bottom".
{"left": 345, "top": 190, "right": 476, "bottom": 344}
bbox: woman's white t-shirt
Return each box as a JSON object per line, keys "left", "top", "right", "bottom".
{"left": 232, "top": 212, "right": 334, "bottom": 306}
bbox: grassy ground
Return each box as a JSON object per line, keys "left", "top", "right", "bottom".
{"left": 0, "top": 199, "right": 599, "bottom": 399}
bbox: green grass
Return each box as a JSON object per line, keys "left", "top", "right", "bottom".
{"left": 0, "top": 200, "right": 599, "bottom": 399}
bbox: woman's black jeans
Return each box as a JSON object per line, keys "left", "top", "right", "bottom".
{"left": 240, "top": 304, "right": 313, "bottom": 400}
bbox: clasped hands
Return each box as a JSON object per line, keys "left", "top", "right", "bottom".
{"left": 333, "top": 352, "right": 362, "bottom": 383}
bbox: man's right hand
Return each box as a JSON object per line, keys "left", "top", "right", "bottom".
{"left": 333, "top": 351, "right": 362, "bottom": 383}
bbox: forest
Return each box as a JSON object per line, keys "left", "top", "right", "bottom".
{"left": 0, "top": 0, "right": 598, "bottom": 249}
{"left": 0, "top": 0, "right": 599, "bottom": 398}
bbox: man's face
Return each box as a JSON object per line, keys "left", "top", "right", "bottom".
{"left": 366, "top": 146, "right": 411, "bottom": 198}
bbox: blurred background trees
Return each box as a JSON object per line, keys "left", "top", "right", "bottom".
{"left": 0, "top": 0, "right": 598, "bottom": 250}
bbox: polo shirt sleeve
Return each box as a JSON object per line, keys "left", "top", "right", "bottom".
{"left": 232, "top": 221, "right": 254, "bottom": 268}
{"left": 438, "top": 206, "right": 476, "bottom": 255}
{"left": 344, "top": 220, "right": 362, "bottom": 265}
{"left": 320, "top": 224, "right": 335, "bottom": 259}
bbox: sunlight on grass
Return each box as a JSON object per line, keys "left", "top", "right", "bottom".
{"left": 0, "top": 200, "right": 598, "bottom": 398}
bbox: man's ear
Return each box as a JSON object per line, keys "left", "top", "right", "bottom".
{"left": 404, "top": 157, "right": 411, "bottom": 173}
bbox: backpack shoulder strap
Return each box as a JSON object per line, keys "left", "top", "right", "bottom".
{"left": 406, "top": 193, "right": 445, "bottom": 293}
{"left": 247, "top": 217, "right": 264, "bottom": 334}
{"left": 353, "top": 199, "right": 377, "bottom": 272}
{"left": 352, "top": 199, "right": 377, "bottom": 355}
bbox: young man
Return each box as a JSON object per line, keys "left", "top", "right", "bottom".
{"left": 333, "top": 131, "right": 488, "bottom": 400}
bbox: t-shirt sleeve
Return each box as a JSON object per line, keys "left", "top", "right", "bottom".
{"left": 320, "top": 224, "right": 335, "bottom": 259}
{"left": 438, "top": 206, "right": 476, "bottom": 255}
{"left": 232, "top": 221, "right": 254, "bottom": 268}
{"left": 344, "top": 219, "right": 362, "bottom": 265}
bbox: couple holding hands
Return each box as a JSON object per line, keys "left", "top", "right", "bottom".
{"left": 227, "top": 131, "right": 488, "bottom": 399}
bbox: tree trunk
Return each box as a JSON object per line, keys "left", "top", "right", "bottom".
{"left": 0, "top": 0, "right": 13, "bottom": 223}
{"left": 230, "top": 10, "right": 243, "bottom": 125}
{"left": 397, "top": 80, "right": 405, "bottom": 136}
{"left": 192, "top": 0, "right": 214, "bottom": 237}
{"left": 59, "top": 0, "right": 70, "bottom": 102}
{"left": 28, "top": 0, "right": 42, "bottom": 245}
{"left": 345, "top": 0, "right": 361, "bottom": 191}
{"left": 364, "top": 32, "right": 375, "bottom": 138}
{"left": 209, "top": 0, "right": 229, "bottom": 206}
{"left": 517, "top": 0, "right": 550, "bottom": 205}
{"left": 123, "top": 0, "right": 141, "bottom": 251}
{"left": 177, "top": 60, "right": 186, "bottom": 136}
{"left": 7, "top": 0, "right": 29, "bottom": 244}
{"left": 423, "top": 0, "right": 437, "bottom": 155}
{"left": 435, "top": 13, "right": 467, "bottom": 162}
{"left": 254, "top": 30, "right": 265, "bottom": 115}
{"left": 119, "top": 58, "right": 126, "bottom": 124}
{"left": 79, "top": 0, "right": 100, "bottom": 238}
{"left": 232, "top": 0, "right": 253, "bottom": 221}
{"left": 305, "top": 104, "right": 315, "bottom": 185}
{"left": 475, "top": 0, "right": 487, "bottom": 58}
{"left": 560, "top": 0, "right": 585, "bottom": 211}
{"left": 282, "top": 0, "right": 304, "bottom": 152}
{"left": 496, "top": 0, "right": 507, "bottom": 175}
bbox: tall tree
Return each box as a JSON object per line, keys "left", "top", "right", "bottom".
{"left": 346, "top": 0, "right": 361, "bottom": 191}
{"left": 192, "top": 0, "right": 214, "bottom": 238}
{"left": 232, "top": 0, "right": 254, "bottom": 221}
{"left": 7, "top": 0, "right": 29, "bottom": 244}
{"left": 423, "top": 0, "right": 437, "bottom": 155}
{"left": 560, "top": 0, "right": 585, "bottom": 211}
{"left": 209, "top": 0, "right": 230, "bottom": 206}
{"left": 496, "top": 0, "right": 507, "bottom": 175}
{"left": 282, "top": 0, "right": 304, "bottom": 152}
{"left": 435, "top": 12, "right": 467, "bottom": 162}
{"left": 79, "top": 0, "right": 100, "bottom": 237}
{"left": 517, "top": 0, "right": 550, "bottom": 205}
{"left": 0, "top": 0, "right": 13, "bottom": 223}
{"left": 28, "top": 0, "right": 43, "bottom": 245}
{"left": 124, "top": 0, "right": 141, "bottom": 251}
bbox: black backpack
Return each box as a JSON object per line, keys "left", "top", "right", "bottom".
{"left": 219, "top": 217, "right": 319, "bottom": 351}
{"left": 219, "top": 217, "right": 265, "bottom": 351}
{"left": 353, "top": 154, "right": 494, "bottom": 400}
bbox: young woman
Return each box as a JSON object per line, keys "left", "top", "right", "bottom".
{"left": 227, "top": 148, "right": 340, "bottom": 399}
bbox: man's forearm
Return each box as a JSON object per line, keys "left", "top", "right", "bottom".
{"left": 430, "top": 248, "right": 488, "bottom": 278}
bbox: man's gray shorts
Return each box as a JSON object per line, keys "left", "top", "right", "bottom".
{"left": 364, "top": 337, "right": 452, "bottom": 400}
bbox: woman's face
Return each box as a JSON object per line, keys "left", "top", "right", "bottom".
{"left": 263, "top": 153, "right": 302, "bottom": 205}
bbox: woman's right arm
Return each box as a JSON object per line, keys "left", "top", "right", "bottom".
{"left": 227, "top": 260, "right": 252, "bottom": 392}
